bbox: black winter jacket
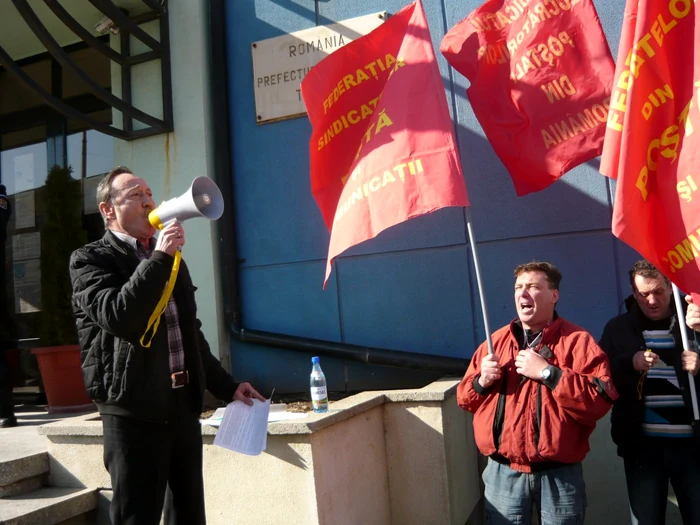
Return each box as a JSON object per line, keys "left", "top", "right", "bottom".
{"left": 70, "top": 231, "right": 238, "bottom": 420}
{"left": 599, "top": 296, "right": 700, "bottom": 457}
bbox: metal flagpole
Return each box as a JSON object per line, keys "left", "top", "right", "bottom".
{"left": 672, "top": 284, "right": 700, "bottom": 420}
{"left": 465, "top": 206, "right": 494, "bottom": 355}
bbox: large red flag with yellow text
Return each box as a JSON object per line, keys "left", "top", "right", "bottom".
{"left": 600, "top": 0, "right": 700, "bottom": 299}
{"left": 441, "top": 0, "right": 614, "bottom": 196}
{"left": 301, "top": 0, "right": 469, "bottom": 286}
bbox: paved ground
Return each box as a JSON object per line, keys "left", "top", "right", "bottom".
{"left": 0, "top": 399, "right": 93, "bottom": 463}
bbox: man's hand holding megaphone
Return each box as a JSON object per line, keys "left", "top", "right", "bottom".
{"left": 146, "top": 175, "right": 224, "bottom": 255}
{"left": 138, "top": 176, "right": 224, "bottom": 348}
{"left": 154, "top": 220, "right": 185, "bottom": 256}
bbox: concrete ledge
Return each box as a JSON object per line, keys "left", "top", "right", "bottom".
{"left": 37, "top": 414, "right": 102, "bottom": 438}
{"left": 41, "top": 378, "right": 462, "bottom": 439}
{"left": 0, "top": 487, "right": 97, "bottom": 525}
{"left": 0, "top": 453, "right": 49, "bottom": 487}
{"left": 39, "top": 378, "right": 480, "bottom": 525}
{"left": 383, "top": 377, "right": 460, "bottom": 402}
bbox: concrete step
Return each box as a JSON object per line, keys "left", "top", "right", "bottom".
{"left": 0, "top": 454, "right": 49, "bottom": 498}
{"left": 0, "top": 477, "right": 46, "bottom": 500}
{"left": 0, "top": 487, "right": 97, "bottom": 525}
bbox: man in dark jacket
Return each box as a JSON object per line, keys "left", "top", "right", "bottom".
{"left": 0, "top": 183, "right": 16, "bottom": 428}
{"left": 599, "top": 260, "right": 700, "bottom": 525}
{"left": 0, "top": 184, "right": 10, "bottom": 318}
{"left": 70, "top": 166, "right": 264, "bottom": 525}
{"left": 0, "top": 184, "right": 9, "bottom": 251}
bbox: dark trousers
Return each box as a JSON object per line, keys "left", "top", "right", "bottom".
{"left": 624, "top": 442, "right": 700, "bottom": 525}
{"left": 0, "top": 345, "right": 14, "bottom": 420}
{"left": 102, "top": 386, "right": 205, "bottom": 525}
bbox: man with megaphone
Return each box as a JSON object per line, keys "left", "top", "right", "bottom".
{"left": 69, "top": 166, "right": 264, "bottom": 525}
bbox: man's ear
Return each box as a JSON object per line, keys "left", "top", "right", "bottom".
{"left": 99, "top": 201, "right": 115, "bottom": 223}
{"left": 552, "top": 289, "right": 560, "bottom": 304}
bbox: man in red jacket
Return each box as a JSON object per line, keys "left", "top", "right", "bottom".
{"left": 458, "top": 261, "right": 616, "bottom": 525}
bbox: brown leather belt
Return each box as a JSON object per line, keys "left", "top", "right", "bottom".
{"left": 171, "top": 370, "right": 189, "bottom": 389}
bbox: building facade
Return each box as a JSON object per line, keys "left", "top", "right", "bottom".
{"left": 0, "top": 0, "right": 635, "bottom": 396}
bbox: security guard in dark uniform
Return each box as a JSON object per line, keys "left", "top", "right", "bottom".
{"left": 0, "top": 183, "right": 17, "bottom": 427}
{"left": 0, "top": 184, "right": 9, "bottom": 262}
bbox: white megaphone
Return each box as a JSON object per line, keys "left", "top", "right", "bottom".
{"left": 148, "top": 176, "right": 224, "bottom": 230}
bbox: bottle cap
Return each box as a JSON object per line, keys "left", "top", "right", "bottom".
{"left": 312, "top": 356, "right": 320, "bottom": 364}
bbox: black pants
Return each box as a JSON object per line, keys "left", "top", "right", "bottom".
{"left": 102, "top": 386, "right": 205, "bottom": 525}
{"left": 624, "top": 441, "right": 700, "bottom": 525}
{"left": 0, "top": 344, "right": 14, "bottom": 420}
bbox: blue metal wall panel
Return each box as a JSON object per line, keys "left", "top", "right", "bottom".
{"left": 228, "top": 341, "right": 443, "bottom": 395}
{"left": 475, "top": 231, "right": 621, "bottom": 339}
{"left": 317, "top": 0, "right": 457, "bottom": 95}
{"left": 239, "top": 261, "right": 342, "bottom": 341}
{"left": 614, "top": 240, "right": 645, "bottom": 312}
{"left": 225, "top": 341, "right": 348, "bottom": 393}
{"left": 340, "top": 207, "right": 467, "bottom": 257}
{"left": 595, "top": 0, "right": 625, "bottom": 57}
{"left": 341, "top": 361, "right": 443, "bottom": 391}
{"left": 227, "top": 0, "right": 328, "bottom": 268}
{"left": 336, "top": 245, "right": 474, "bottom": 358}
{"left": 225, "top": 0, "right": 638, "bottom": 393}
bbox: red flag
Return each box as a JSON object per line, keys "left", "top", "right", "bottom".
{"left": 301, "top": 0, "right": 469, "bottom": 286}
{"left": 600, "top": 0, "right": 700, "bottom": 299}
{"left": 440, "top": 0, "right": 614, "bottom": 196}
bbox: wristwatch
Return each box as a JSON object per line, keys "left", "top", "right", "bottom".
{"left": 540, "top": 365, "right": 552, "bottom": 381}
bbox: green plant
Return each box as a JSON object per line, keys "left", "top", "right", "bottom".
{"left": 40, "top": 165, "right": 87, "bottom": 345}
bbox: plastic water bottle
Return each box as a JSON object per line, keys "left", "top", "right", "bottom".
{"left": 310, "top": 356, "right": 328, "bottom": 413}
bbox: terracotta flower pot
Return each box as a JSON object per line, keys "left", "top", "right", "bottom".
{"left": 31, "top": 344, "right": 94, "bottom": 414}
{"left": 7, "top": 348, "right": 19, "bottom": 370}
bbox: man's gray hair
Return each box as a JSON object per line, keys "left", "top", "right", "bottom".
{"left": 97, "top": 166, "right": 132, "bottom": 225}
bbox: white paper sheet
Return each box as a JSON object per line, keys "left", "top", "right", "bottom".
{"left": 268, "top": 410, "right": 308, "bottom": 422}
{"left": 200, "top": 407, "right": 226, "bottom": 427}
{"left": 201, "top": 403, "right": 307, "bottom": 428}
{"left": 213, "top": 399, "right": 271, "bottom": 456}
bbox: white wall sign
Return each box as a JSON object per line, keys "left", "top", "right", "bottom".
{"left": 252, "top": 12, "right": 386, "bottom": 124}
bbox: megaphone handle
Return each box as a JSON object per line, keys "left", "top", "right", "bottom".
{"left": 140, "top": 250, "right": 182, "bottom": 348}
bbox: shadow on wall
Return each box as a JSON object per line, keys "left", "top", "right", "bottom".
{"left": 259, "top": 434, "right": 310, "bottom": 470}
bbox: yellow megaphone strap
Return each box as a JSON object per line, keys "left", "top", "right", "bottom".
{"left": 140, "top": 250, "right": 181, "bottom": 347}
{"left": 140, "top": 209, "right": 181, "bottom": 348}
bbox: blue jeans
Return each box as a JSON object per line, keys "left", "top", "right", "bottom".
{"left": 482, "top": 458, "right": 586, "bottom": 524}
{"left": 624, "top": 442, "right": 700, "bottom": 525}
